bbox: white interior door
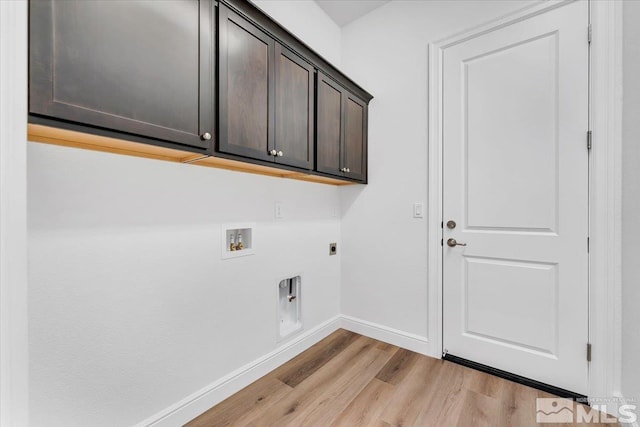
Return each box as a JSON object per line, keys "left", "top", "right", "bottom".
{"left": 442, "top": 0, "right": 589, "bottom": 394}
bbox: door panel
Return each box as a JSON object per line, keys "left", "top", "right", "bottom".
{"left": 29, "top": 0, "right": 212, "bottom": 149}
{"left": 218, "top": 6, "right": 274, "bottom": 162}
{"left": 442, "top": 0, "right": 589, "bottom": 394}
{"left": 275, "top": 45, "right": 314, "bottom": 169}
{"left": 316, "top": 73, "right": 344, "bottom": 176}
{"left": 344, "top": 96, "right": 367, "bottom": 181}
{"left": 466, "top": 34, "right": 558, "bottom": 232}
{"left": 465, "top": 257, "right": 558, "bottom": 354}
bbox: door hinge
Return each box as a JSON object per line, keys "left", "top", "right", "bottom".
{"left": 588, "top": 24, "right": 592, "bottom": 44}
{"left": 441, "top": 238, "right": 443, "bottom": 247}
{"left": 587, "top": 236, "right": 590, "bottom": 253}
{"left": 587, "top": 130, "right": 592, "bottom": 150}
{"left": 587, "top": 343, "right": 592, "bottom": 362}
{"left": 441, "top": 221, "right": 444, "bottom": 229}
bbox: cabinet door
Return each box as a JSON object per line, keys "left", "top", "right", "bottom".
{"left": 218, "top": 5, "right": 275, "bottom": 162}
{"left": 29, "top": 0, "right": 213, "bottom": 150}
{"left": 274, "top": 44, "right": 314, "bottom": 170}
{"left": 316, "top": 72, "right": 344, "bottom": 176}
{"left": 343, "top": 93, "right": 367, "bottom": 182}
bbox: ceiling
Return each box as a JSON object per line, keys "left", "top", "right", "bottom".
{"left": 315, "top": 0, "right": 390, "bottom": 27}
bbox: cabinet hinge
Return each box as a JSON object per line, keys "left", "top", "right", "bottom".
{"left": 588, "top": 24, "right": 592, "bottom": 44}
{"left": 587, "top": 130, "right": 592, "bottom": 150}
{"left": 587, "top": 343, "right": 592, "bottom": 362}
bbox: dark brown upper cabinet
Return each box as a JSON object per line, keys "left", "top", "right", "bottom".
{"left": 29, "top": 0, "right": 372, "bottom": 184}
{"left": 29, "top": 0, "right": 214, "bottom": 152}
{"left": 316, "top": 73, "right": 344, "bottom": 177}
{"left": 316, "top": 72, "right": 368, "bottom": 182}
{"left": 218, "top": 4, "right": 275, "bottom": 162}
{"left": 274, "top": 45, "right": 314, "bottom": 170}
{"left": 219, "top": 4, "right": 314, "bottom": 170}
{"left": 343, "top": 94, "right": 367, "bottom": 182}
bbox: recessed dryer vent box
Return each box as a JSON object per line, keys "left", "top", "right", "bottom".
{"left": 221, "top": 223, "right": 255, "bottom": 259}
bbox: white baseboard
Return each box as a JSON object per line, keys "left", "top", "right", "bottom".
{"left": 134, "top": 315, "right": 434, "bottom": 427}
{"left": 134, "top": 315, "right": 341, "bottom": 427}
{"left": 340, "top": 315, "right": 431, "bottom": 356}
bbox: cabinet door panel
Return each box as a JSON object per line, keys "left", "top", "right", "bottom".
{"left": 316, "top": 73, "right": 343, "bottom": 176}
{"left": 219, "top": 6, "right": 275, "bottom": 162}
{"left": 29, "top": 0, "right": 212, "bottom": 150}
{"left": 275, "top": 45, "right": 314, "bottom": 169}
{"left": 344, "top": 95, "right": 367, "bottom": 181}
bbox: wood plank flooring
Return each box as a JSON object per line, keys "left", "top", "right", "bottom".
{"left": 186, "top": 330, "right": 616, "bottom": 427}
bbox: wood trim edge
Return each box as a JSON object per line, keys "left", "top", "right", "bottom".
{"left": 27, "top": 124, "right": 356, "bottom": 186}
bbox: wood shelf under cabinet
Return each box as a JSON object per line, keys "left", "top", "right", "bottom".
{"left": 27, "top": 124, "right": 355, "bottom": 186}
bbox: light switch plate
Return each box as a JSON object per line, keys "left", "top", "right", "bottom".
{"left": 413, "top": 202, "right": 424, "bottom": 218}
{"left": 275, "top": 202, "right": 284, "bottom": 219}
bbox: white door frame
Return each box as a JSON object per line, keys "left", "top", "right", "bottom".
{"left": 427, "top": 0, "right": 622, "bottom": 400}
{"left": 0, "top": 0, "right": 29, "bottom": 425}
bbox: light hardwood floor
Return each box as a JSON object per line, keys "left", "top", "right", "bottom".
{"left": 186, "top": 330, "right": 616, "bottom": 427}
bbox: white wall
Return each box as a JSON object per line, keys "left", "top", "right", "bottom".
{"left": 27, "top": 2, "right": 342, "bottom": 426}
{"left": 0, "top": 1, "right": 29, "bottom": 426}
{"left": 339, "top": 0, "right": 532, "bottom": 342}
{"left": 622, "top": 0, "right": 640, "bottom": 403}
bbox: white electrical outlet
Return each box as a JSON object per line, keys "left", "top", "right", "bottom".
{"left": 275, "top": 202, "right": 284, "bottom": 219}
{"left": 413, "top": 202, "right": 424, "bottom": 218}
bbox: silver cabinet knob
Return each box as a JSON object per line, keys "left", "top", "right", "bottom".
{"left": 201, "top": 132, "right": 212, "bottom": 141}
{"left": 346, "top": 168, "right": 351, "bottom": 173}
{"left": 269, "top": 149, "right": 277, "bottom": 156}
{"left": 277, "top": 151, "right": 284, "bottom": 157}
{"left": 340, "top": 167, "right": 347, "bottom": 172}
